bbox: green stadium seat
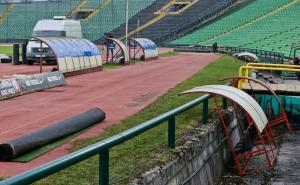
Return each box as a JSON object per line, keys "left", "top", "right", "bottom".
{"left": 171, "top": 0, "right": 300, "bottom": 55}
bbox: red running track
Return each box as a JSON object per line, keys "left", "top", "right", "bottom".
{"left": 0, "top": 64, "right": 53, "bottom": 78}
{"left": 0, "top": 53, "right": 219, "bottom": 176}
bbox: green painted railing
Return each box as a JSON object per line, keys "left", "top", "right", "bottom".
{"left": 0, "top": 92, "right": 228, "bottom": 185}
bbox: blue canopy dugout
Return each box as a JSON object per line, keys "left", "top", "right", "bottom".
{"left": 34, "top": 37, "right": 102, "bottom": 75}
{"left": 129, "top": 38, "right": 159, "bottom": 61}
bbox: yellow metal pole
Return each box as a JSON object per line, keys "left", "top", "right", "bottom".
{"left": 247, "top": 63, "right": 300, "bottom": 69}
{"left": 240, "top": 66, "right": 300, "bottom": 73}
{"left": 238, "top": 68, "right": 244, "bottom": 88}
{"left": 238, "top": 65, "right": 300, "bottom": 88}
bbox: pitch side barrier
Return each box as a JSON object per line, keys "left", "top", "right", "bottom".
{"left": 169, "top": 44, "right": 285, "bottom": 63}
{"left": 0, "top": 71, "right": 66, "bottom": 100}
{"left": 0, "top": 83, "right": 231, "bottom": 185}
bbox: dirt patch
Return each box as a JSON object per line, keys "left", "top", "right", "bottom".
{"left": 126, "top": 91, "right": 157, "bottom": 107}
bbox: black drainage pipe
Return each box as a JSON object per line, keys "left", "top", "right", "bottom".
{"left": 0, "top": 107, "right": 105, "bottom": 161}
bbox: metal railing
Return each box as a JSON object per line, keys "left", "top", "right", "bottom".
{"left": 224, "top": 46, "right": 285, "bottom": 64}
{"left": 0, "top": 90, "right": 229, "bottom": 185}
{"left": 170, "top": 44, "right": 285, "bottom": 64}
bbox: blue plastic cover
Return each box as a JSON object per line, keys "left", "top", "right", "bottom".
{"left": 134, "top": 38, "right": 157, "bottom": 50}
{"left": 131, "top": 38, "right": 158, "bottom": 59}
{"left": 36, "top": 37, "right": 101, "bottom": 58}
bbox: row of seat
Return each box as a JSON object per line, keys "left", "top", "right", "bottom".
{"left": 81, "top": 0, "right": 106, "bottom": 8}
{"left": 81, "top": 0, "right": 157, "bottom": 41}
{"left": 171, "top": 0, "right": 300, "bottom": 56}
{"left": 171, "top": 0, "right": 293, "bottom": 44}
{"left": 0, "top": 5, "right": 8, "bottom": 15}
{"left": 0, "top": 0, "right": 156, "bottom": 42}
{"left": 205, "top": 1, "right": 300, "bottom": 56}
{"left": 109, "top": 0, "right": 233, "bottom": 42}
{"left": 0, "top": 0, "right": 81, "bottom": 39}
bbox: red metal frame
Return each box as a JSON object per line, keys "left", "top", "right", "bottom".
{"left": 213, "top": 96, "right": 277, "bottom": 175}
{"left": 221, "top": 76, "right": 292, "bottom": 139}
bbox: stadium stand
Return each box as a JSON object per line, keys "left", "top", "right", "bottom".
{"left": 0, "top": 0, "right": 241, "bottom": 44}
{"left": 0, "top": 4, "right": 13, "bottom": 22}
{"left": 0, "top": 0, "right": 81, "bottom": 40}
{"left": 109, "top": 0, "right": 236, "bottom": 43}
{"left": 171, "top": 0, "right": 300, "bottom": 56}
{"left": 81, "top": 0, "right": 104, "bottom": 8}
{"left": 0, "top": 0, "right": 157, "bottom": 42}
{"left": 0, "top": 4, "right": 8, "bottom": 17}
{"left": 81, "top": 0, "right": 157, "bottom": 42}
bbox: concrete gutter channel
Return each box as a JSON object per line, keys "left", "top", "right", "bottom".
{"left": 218, "top": 132, "right": 300, "bottom": 184}
{"left": 270, "top": 130, "right": 300, "bottom": 184}
{"left": 217, "top": 132, "right": 300, "bottom": 184}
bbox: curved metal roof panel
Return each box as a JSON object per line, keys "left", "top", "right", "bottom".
{"left": 181, "top": 85, "right": 268, "bottom": 133}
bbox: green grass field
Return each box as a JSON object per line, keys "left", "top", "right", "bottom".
{"left": 28, "top": 54, "right": 244, "bottom": 185}
{"left": 103, "top": 61, "right": 143, "bottom": 70}
{"left": 159, "top": 51, "right": 179, "bottom": 57}
{"left": 0, "top": 45, "right": 13, "bottom": 57}
{"left": 103, "top": 63, "right": 123, "bottom": 70}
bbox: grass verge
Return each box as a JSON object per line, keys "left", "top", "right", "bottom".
{"left": 103, "top": 63, "right": 123, "bottom": 70}
{"left": 0, "top": 45, "right": 13, "bottom": 57}
{"left": 24, "top": 55, "right": 244, "bottom": 185}
{"left": 103, "top": 61, "right": 144, "bottom": 71}
{"left": 159, "top": 51, "right": 179, "bottom": 57}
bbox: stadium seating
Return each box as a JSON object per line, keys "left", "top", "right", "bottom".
{"left": 0, "top": 0, "right": 157, "bottom": 42}
{"left": 81, "top": 0, "right": 157, "bottom": 42}
{"left": 0, "top": 4, "right": 7, "bottom": 15}
{"left": 109, "top": 0, "right": 234, "bottom": 43}
{"left": 0, "top": 0, "right": 237, "bottom": 43}
{"left": 81, "top": 0, "right": 105, "bottom": 8}
{"left": 171, "top": 0, "right": 300, "bottom": 56}
{"left": 0, "top": 4, "right": 13, "bottom": 22}
{"left": 0, "top": 0, "right": 81, "bottom": 39}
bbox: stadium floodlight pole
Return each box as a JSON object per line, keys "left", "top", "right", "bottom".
{"left": 125, "top": 0, "right": 129, "bottom": 45}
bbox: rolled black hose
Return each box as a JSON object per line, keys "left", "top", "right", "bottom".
{"left": 0, "top": 107, "right": 105, "bottom": 161}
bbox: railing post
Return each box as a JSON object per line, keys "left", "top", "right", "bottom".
{"left": 99, "top": 150, "right": 109, "bottom": 185}
{"left": 202, "top": 99, "right": 208, "bottom": 124}
{"left": 222, "top": 97, "right": 227, "bottom": 109}
{"left": 168, "top": 117, "right": 175, "bottom": 149}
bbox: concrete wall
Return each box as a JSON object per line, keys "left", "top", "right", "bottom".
{"left": 131, "top": 109, "right": 241, "bottom": 185}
